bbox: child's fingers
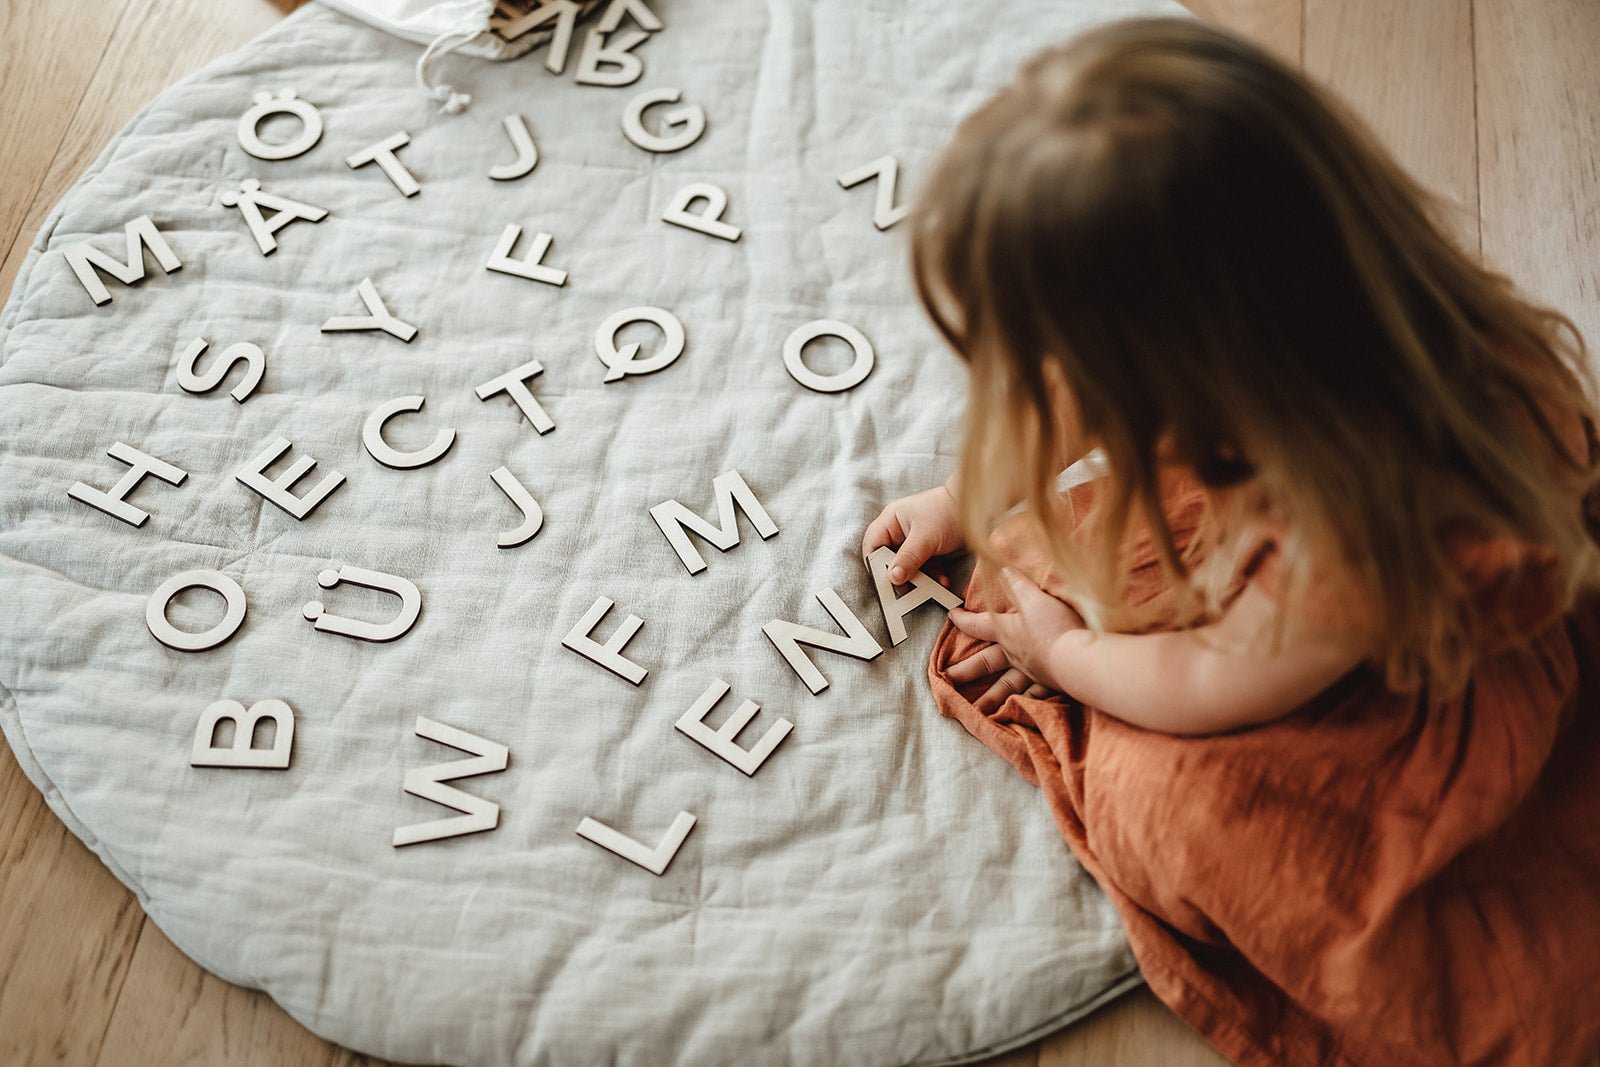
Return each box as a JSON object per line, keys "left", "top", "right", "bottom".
{"left": 1001, "top": 567, "right": 1086, "bottom": 628}
{"left": 976, "top": 667, "right": 1032, "bottom": 713}
{"left": 948, "top": 608, "right": 998, "bottom": 642}
{"left": 889, "top": 534, "right": 938, "bottom": 583}
{"left": 946, "top": 642, "right": 1009, "bottom": 683}
{"left": 999, "top": 567, "right": 1048, "bottom": 609}
{"left": 860, "top": 507, "right": 905, "bottom": 558}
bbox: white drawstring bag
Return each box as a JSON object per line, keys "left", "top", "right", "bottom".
{"left": 319, "top": 0, "right": 606, "bottom": 111}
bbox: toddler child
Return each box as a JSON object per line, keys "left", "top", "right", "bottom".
{"left": 863, "top": 18, "right": 1600, "bottom": 1066}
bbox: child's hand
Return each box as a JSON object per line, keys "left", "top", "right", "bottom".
{"left": 861, "top": 484, "right": 965, "bottom": 584}
{"left": 948, "top": 568, "right": 1086, "bottom": 696}
{"left": 946, "top": 642, "right": 1057, "bottom": 713}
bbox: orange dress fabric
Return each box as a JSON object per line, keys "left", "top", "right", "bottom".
{"left": 928, "top": 469, "right": 1600, "bottom": 1065}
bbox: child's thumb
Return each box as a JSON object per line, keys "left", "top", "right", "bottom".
{"left": 889, "top": 535, "right": 934, "bottom": 583}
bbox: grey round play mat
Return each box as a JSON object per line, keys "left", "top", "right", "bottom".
{"left": 0, "top": 1, "right": 1186, "bottom": 1062}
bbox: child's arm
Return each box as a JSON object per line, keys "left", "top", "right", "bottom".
{"left": 949, "top": 569, "right": 1370, "bottom": 735}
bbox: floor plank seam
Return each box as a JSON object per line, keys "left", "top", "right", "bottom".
{"left": 90, "top": 913, "right": 156, "bottom": 1067}
{"left": 1468, "top": 0, "right": 1483, "bottom": 260}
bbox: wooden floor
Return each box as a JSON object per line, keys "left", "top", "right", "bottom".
{"left": 1, "top": 1, "right": 1596, "bottom": 1063}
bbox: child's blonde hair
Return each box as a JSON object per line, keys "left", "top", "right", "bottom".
{"left": 910, "top": 17, "right": 1600, "bottom": 694}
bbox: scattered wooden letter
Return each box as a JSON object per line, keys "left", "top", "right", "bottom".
{"left": 321, "top": 277, "right": 417, "bottom": 342}
{"left": 649, "top": 469, "right": 776, "bottom": 574}
{"left": 175, "top": 337, "right": 264, "bottom": 403}
{"left": 67, "top": 442, "right": 187, "bottom": 528}
{"left": 597, "top": 0, "right": 662, "bottom": 33}
{"left": 235, "top": 436, "right": 345, "bottom": 519}
{"left": 621, "top": 87, "right": 705, "bottom": 153}
{"left": 303, "top": 564, "right": 422, "bottom": 643}
{"left": 475, "top": 358, "right": 555, "bottom": 433}
{"left": 392, "top": 716, "right": 509, "bottom": 847}
{"left": 191, "top": 699, "right": 294, "bottom": 769}
{"left": 662, "top": 182, "right": 741, "bottom": 241}
{"left": 562, "top": 596, "right": 648, "bottom": 684}
{"left": 674, "top": 679, "right": 792, "bottom": 776}
{"left": 837, "top": 155, "right": 910, "bottom": 230}
{"left": 489, "top": 114, "right": 538, "bottom": 180}
{"left": 574, "top": 28, "right": 648, "bottom": 87}
{"left": 594, "top": 305, "right": 684, "bottom": 383}
{"left": 576, "top": 811, "right": 695, "bottom": 875}
{"left": 146, "top": 569, "right": 247, "bottom": 652}
{"left": 782, "top": 319, "right": 875, "bottom": 393}
{"left": 219, "top": 179, "right": 328, "bottom": 256}
{"left": 485, "top": 225, "right": 568, "bottom": 286}
{"left": 491, "top": 0, "right": 579, "bottom": 74}
{"left": 489, "top": 466, "right": 544, "bottom": 548}
{"left": 345, "top": 131, "right": 420, "bottom": 197}
{"left": 362, "top": 395, "right": 456, "bottom": 469}
{"left": 865, "top": 545, "right": 963, "bottom": 645}
{"left": 762, "top": 588, "right": 883, "bottom": 694}
{"left": 236, "top": 89, "right": 323, "bottom": 160}
{"left": 62, "top": 215, "right": 181, "bottom": 306}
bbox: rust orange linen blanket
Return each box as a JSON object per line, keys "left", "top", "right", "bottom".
{"left": 929, "top": 476, "right": 1600, "bottom": 1066}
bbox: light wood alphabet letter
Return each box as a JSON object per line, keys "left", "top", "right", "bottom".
{"left": 575, "top": 28, "right": 648, "bottom": 87}
{"left": 146, "top": 570, "right": 247, "bottom": 652}
{"left": 303, "top": 564, "right": 422, "bottom": 643}
{"left": 576, "top": 811, "right": 695, "bottom": 875}
{"left": 662, "top": 182, "right": 741, "bottom": 241}
{"left": 837, "top": 155, "right": 910, "bottom": 230}
{"left": 68, "top": 442, "right": 187, "bottom": 527}
{"left": 762, "top": 588, "right": 883, "bottom": 694}
{"left": 490, "top": 0, "right": 579, "bottom": 73}
{"left": 489, "top": 114, "right": 538, "bottom": 180}
{"left": 321, "top": 277, "right": 417, "bottom": 342}
{"left": 392, "top": 717, "right": 509, "bottom": 847}
{"left": 62, "top": 215, "right": 181, "bottom": 306}
{"left": 562, "top": 596, "right": 648, "bottom": 685}
{"left": 782, "top": 319, "right": 875, "bottom": 393}
{"left": 219, "top": 179, "right": 328, "bottom": 256}
{"left": 674, "top": 679, "right": 792, "bottom": 776}
{"left": 236, "top": 89, "right": 323, "bottom": 160}
{"left": 362, "top": 395, "right": 456, "bottom": 469}
{"left": 345, "top": 131, "right": 420, "bottom": 197}
{"left": 489, "top": 466, "right": 543, "bottom": 548}
{"left": 485, "top": 225, "right": 568, "bottom": 286}
{"left": 649, "top": 469, "right": 776, "bottom": 574}
{"left": 597, "top": 0, "right": 662, "bottom": 33}
{"left": 475, "top": 358, "right": 555, "bottom": 433}
{"left": 175, "top": 337, "right": 265, "bottom": 403}
{"left": 191, "top": 699, "right": 294, "bottom": 769}
{"left": 621, "top": 87, "right": 705, "bottom": 153}
{"left": 234, "top": 436, "right": 345, "bottom": 519}
{"left": 865, "top": 545, "right": 963, "bottom": 645}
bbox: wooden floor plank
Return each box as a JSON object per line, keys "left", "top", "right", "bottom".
{"left": 1180, "top": 0, "right": 1302, "bottom": 65}
{"left": 0, "top": 744, "right": 147, "bottom": 1065}
{"left": 1305, "top": 0, "right": 1478, "bottom": 250}
{"left": 976, "top": 1044, "right": 1040, "bottom": 1067}
{"left": 1035, "top": 988, "right": 1229, "bottom": 1067}
{"left": 1475, "top": 0, "right": 1600, "bottom": 353}
{"left": 94, "top": 923, "right": 351, "bottom": 1067}
{"left": 0, "top": 3, "right": 315, "bottom": 1064}
{"left": 0, "top": 0, "right": 284, "bottom": 299}
{"left": 0, "top": 0, "right": 134, "bottom": 280}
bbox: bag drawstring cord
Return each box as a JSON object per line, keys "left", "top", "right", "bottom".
{"left": 416, "top": 27, "right": 487, "bottom": 115}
